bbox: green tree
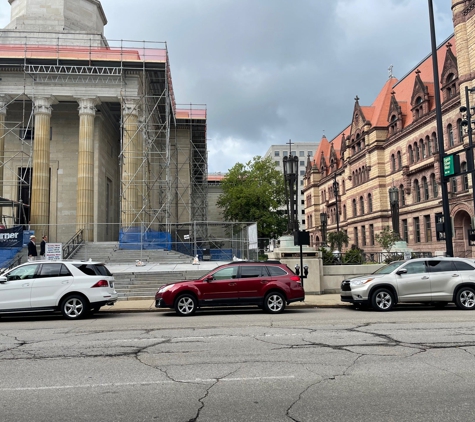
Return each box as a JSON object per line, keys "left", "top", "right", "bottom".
{"left": 327, "top": 231, "right": 349, "bottom": 252}
{"left": 217, "top": 156, "right": 288, "bottom": 239}
{"left": 375, "top": 226, "right": 400, "bottom": 252}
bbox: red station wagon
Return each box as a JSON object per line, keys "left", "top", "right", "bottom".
{"left": 155, "top": 261, "right": 305, "bottom": 316}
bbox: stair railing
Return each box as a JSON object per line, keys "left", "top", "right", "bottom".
{"left": 62, "top": 229, "right": 84, "bottom": 259}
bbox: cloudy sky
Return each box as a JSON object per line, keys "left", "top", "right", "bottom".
{"left": 0, "top": 0, "right": 454, "bottom": 173}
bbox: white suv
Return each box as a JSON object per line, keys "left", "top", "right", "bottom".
{"left": 341, "top": 257, "right": 475, "bottom": 311}
{"left": 0, "top": 260, "right": 118, "bottom": 319}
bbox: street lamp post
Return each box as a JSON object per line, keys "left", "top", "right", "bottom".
{"left": 388, "top": 186, "right": 400, "bottom": 238}
{"left": 332, "top": 171, "right": 340, "bottom": 232}
{"left": 460, "top": 86, "right": 475, "bottom": 226}
{"left": 428, "top": 0, "right": 454, "bottom": 257}
{"left": 283, "top": 154, "right": 299, "bottom": 234}
{"left": 320, "top": 212, "right": 327, "bottom": 245}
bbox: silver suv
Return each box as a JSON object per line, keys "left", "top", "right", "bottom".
{"left": 340, "top": 257, "right": 475, "bottom": 311}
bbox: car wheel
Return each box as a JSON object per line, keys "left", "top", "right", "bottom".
{"left": 263, "top": 292, "right": 286, "bottom": 314}
{"left": 61, "top": 295, "right": 89, "bottom": 320}
{"left": 455, "top": 287, "right": 475, "bottom": 310}
{"left": 175, "top": 294, "right": 197, "bottom": 316}
{"left": 371, "top": 288, "right": 395, "bottom": 312}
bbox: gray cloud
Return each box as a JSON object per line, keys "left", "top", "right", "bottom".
{"left": 1, "top": 0, "right": 454, "bottom": 172}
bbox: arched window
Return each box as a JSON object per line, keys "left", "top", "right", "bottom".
{"left": 414, "top": 142, "right": 420, "bottom": 162}
{"left": 451, "top": 176, "right": 457, "bottom": 193}
{"left": 359, "top": 196, "right": 365, "bottom": 215}
{"left": 399, "top": 185, "right": 405, "bottom": 206}
{"left": 414, "top": 180, "right": 421, "bottom": 203}
{"left": 432, "top": 132, "right": 438, "bottom": 152}
{"left": 391, "top": 154, "right": 396, "bottom": 172}
{"left": 409, "top": 146, "right": 414, "bottom": 164}
{"left": 422, "top": 176, "right": 429, "bottom": 200}
{"left": 426, "top": 135, "right": 432, "bottom": 156}
{"left": 448, "top": 124, "right": 454, "bottom": 147}
{"left": 430, "top": 173, "right": 438, "bottom": 198}
{"left": 352, "top": 199, "right": 357, "bottom": 217}
{"left": 420, "top": 139, "right": 426, "bottom": 159}
{"left": 368, "top": 193, "right": 373, "bottom": 213}
{"left": 461, "top": 162, "right": 469, "bottom": 190}
{"left": 397, "top": 151, "right": 402, "bottom": 169}
{"left": 343, "top": 204, "right": 347, "bottom": 221}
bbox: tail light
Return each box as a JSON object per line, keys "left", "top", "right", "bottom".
{"left": 290, "top": 275, "right": 301, "bottom": 282}
{"left": 91, "top": 280, "right": 109, "bottom": 288}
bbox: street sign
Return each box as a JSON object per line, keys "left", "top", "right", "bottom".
{"left": 443, "top": 154, "right": 460, "bottom": 177}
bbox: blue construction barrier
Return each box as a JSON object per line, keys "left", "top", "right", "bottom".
{"left": 119, "top": 228, "right": 172, "bottom": 250}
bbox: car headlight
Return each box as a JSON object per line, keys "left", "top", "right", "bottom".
{"left": 158, "top": 284, "right": 175, "bottom": 293}
{"left": 350, "top": 278, "right": 374, "bottom": 286}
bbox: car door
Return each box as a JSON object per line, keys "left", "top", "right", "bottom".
{"left": 30, "top": 263, "right": 73, "bottom": 308}
{"left": 199, "top": 266, "right": 239, "bottom": 304}
{"left": 396, "top": 261, "right": 431, "bottom": 302}
{"left": 0, "top": 264, "right": 39, "bottom": 310}
{"left": 428, "top": 259, "right": 465, "bottom": 301}
{"left": 236, "top": 265, "right": 269, "bottom": 303}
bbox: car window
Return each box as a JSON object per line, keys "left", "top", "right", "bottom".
{"left": 60, "top": 264, "right": 73, "bottom": 276}
{"left": 426, "top": 260, "right": 456, "bottom": 272}
{"left": 454, "top": 261, "right": 475, "bottom": 271}
{"left": 240, "top": 266, "right": 266, "bottom": 278}
{"left": 373, "top": 261, "right": 406, "bottom": 274}
{"left": 73, "top": 264, "right": 111, "bottom": 276}
{"left": 402, "top": 261, "right": 427, "bottom": 274}
{"left": 212, "top": 267, "right": 238, "bottom": 280}
{"left": 39, "top": 263, "right": 63, "bottom": 277}
{"left": 267, "top": 266, "right": 287, "bottom": 276}
{"left": 7, "top": 264, "right": 39, "bottom": 280}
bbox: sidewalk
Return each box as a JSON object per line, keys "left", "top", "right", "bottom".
{"left": 100, "top": 294, "right": 348, "bottom": 312}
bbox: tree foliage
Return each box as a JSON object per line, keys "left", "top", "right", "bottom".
{"left": 375, "top": 226, "right": 400, "bottom": 252}
{"left": 217, "top": 156, "right": 288, "bottom": 239}
{"left": 327, "top": 230, "right": 349, "bottom": 252}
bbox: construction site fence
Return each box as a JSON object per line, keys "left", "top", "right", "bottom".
{"left": 10, "top": 222, "right": 261, "bottom": 262}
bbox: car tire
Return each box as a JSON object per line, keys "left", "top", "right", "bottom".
{"left": 371, "top": 288, "right": 395, "bottom": 312}
{"left": 175, "top": 294, "right": 197, "bottom": 316}
{"left": 455, "top": 287, "right": 475, "bottom": 310}
{"left": 60, "top": 294, "right": 89, "bottom": 320}
{"left": 263, "top": 292, "right": 286, "bottom": 314}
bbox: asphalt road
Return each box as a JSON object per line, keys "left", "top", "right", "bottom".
{"left": 1, "top": 306, "right": 475, "bottom": 422}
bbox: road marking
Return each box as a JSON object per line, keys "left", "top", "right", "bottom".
{"left": 0, "top": 376, "right": 295, "bottom": 392}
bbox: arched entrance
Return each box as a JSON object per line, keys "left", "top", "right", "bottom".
{"left": 453, "top": 210, "right": 473, "bottom": 258}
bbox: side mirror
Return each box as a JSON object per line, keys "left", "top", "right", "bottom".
{"left": 205, "top": 275, "right": 213, "bottom": 282}
{"left": 396, "top": 269, "right": 407, "bottom": 276}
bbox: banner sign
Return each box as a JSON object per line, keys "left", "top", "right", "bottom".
{"left": 0, "top": 226, "right": 23, "bottom": 248}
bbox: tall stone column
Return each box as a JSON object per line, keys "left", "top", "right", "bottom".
{"left": 121, "top": 99, "right": 140, "bottom": 228}
{"left": 30, "top": 97, "right": 54, "bottom": 236}
{"left": 76, "top": 98, "right": 99, "bottom": 241}
{"left": 0, "top": 95, "right": 10, "bottom": 199}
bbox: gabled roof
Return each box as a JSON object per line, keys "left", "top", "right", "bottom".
{"left": 314, "top": 34, "right": 455, "bottom": 168}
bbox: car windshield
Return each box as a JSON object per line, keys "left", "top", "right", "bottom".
{"left": 372, "top": 261, "right": 406, "bottom": 275}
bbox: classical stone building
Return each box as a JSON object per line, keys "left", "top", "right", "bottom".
{"left": 304, "top": 0, "right": 475, "bottom": 257}
{"left": 0, "top": 0, "right": 207, "bottom": 247}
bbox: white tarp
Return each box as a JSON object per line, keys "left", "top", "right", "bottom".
{"left": 248, "top": 224, "right": 258, "bottom": 250}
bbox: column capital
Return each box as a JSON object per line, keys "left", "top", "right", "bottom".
{"left": 33, "top": 97, "right": 56, "bottom": 116}
{"left": 0, "top": 95, "right": 11, "bottom": 116}
{"left": 76, "top": 97, "right": 100, "bottom": 116}
{"left": 122, "top": 98, "right": 140, "bottom": 117}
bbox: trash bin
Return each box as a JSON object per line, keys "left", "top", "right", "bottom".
{"left": 202, "top": 248, "right": 211, "bottom": 261}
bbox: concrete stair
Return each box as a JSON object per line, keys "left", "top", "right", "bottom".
{"left": 70, "top": 242, "right": 193, "bottom": 265}
{"left": 113, "top": 270, "right": 208, "bottom": 300}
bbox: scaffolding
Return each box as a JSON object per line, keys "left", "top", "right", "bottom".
{"left": 0, "top": 33, "right": 208, "bottom": 245}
